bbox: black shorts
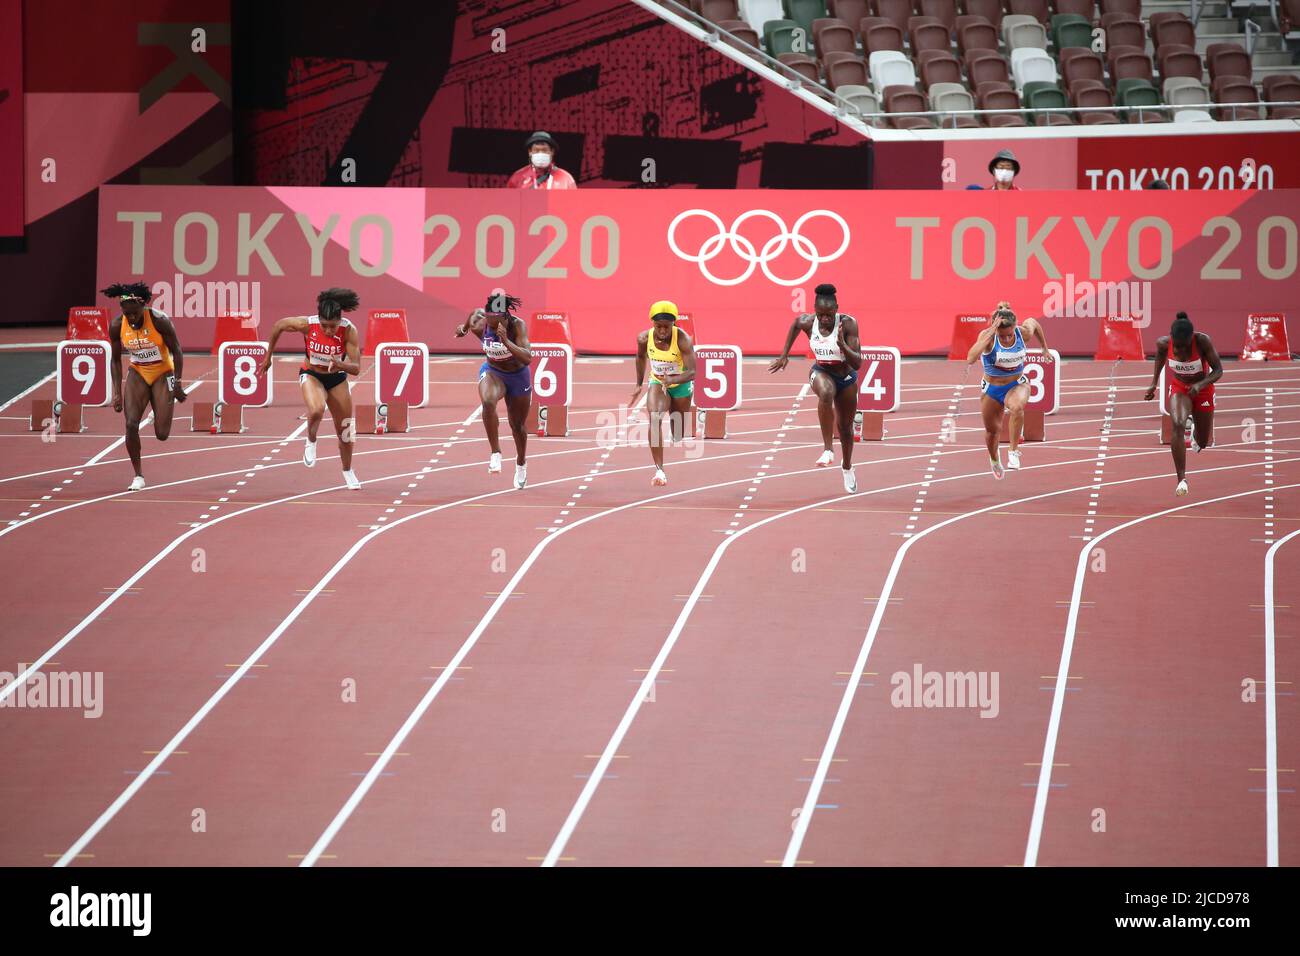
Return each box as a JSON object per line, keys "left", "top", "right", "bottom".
{"left": 810, "top": 363, "right": 857, "bottom": 394}
{"left": 300, "top": 367, "right": 348, "bottom": 392}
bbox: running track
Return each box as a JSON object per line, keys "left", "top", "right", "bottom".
{"left": 0, "top": 355, "right": 1295, "bottom": 866}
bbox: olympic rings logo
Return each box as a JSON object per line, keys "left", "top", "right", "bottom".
{"left": 666, "top": 209, "right": 851, "bottom": 287}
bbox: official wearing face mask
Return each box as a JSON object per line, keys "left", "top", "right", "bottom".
{"left": 505, "top": 131, "right": 578, "bottom": 190}
{"left": 987, "top": 149, "right": 1021, "bottom": 191}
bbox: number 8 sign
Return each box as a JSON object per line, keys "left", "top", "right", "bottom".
{"left": 531, "top": 344, "right": 573, "bottom": 407}
{"left": 1022, "top": 349, "right": 1061, "bottom": 415}
{"left": 218, "top": 342, "right": 272, "bottom": 407}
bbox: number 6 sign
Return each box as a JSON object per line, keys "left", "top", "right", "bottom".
{"left": 376, "top": 342, "right": 429, "bottom": 407}
{"left": 218, "top": 341, "right": 272, "bottom": 407}
{"left": 531, "top": 343, "right": 573, "bottom": 407}
{"left": 57, "top": 340, "right": 111, "bottom": 406}
{"left": 694, "top": 345, "right": 742, "bottom": 410}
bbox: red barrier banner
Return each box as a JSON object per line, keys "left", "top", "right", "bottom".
{"left": 0, "top": 2, "right": 23, "bottom": 238}
{"left": 1077, "top": 132, "right": 1300, "bottom": 191}
{"left": 98, "top": 186, "right": 1300, "bottom": 356}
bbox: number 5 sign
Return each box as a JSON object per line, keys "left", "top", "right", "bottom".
{"left": 376, "top": 342, "right": 429, "bottom": 407}
{"left": 694, "top": 345, "right": 742, "bottom": 410}
{"left": 218, "top": 341, "right": 272, "bottom": 406}
{"left": 1022, "top": 349, "right": 1061, "bottom": 415}
{"left": 857, "top": 346, "right": 900, "bottom": 413}
{"left": 531, "top": 343, "right": 573, "bottom": 407}
{"left": 57, "top": 340, "right": 111, "bottom": 406}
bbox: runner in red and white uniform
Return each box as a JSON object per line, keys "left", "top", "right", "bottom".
{"left": 259, "top": 288, "right": 364, "bottom": 489}
{"left": 1145, "top": 311, "right": 1223, "bottom": 497}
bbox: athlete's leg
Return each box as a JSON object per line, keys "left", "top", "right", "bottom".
{"left": 478, "top": 369, "right": 506, "bottom": 456}
{"left": 301, "top": 373, "right": 328, "bottom": 442}
{"left": 668, "top": 392, "right": 693, "bottom": 444}
{"left": 833, "top": 378, "right": 858, "bottom": 470}
{"left": 1169, "top": 392, "right": 1192, "bottom": 482}
{"left": 980, "top": 392, "right": 1004, "bottom": 463}
{"left": 324, "top": 379, "right": 355, "bottom": 472}
{"left": 647, "top": 383, "right": 668, "bottom": 471}
{"left": 1002, "top": 382, "right": 1030, "bottom": 454}
{"left": 122, "top": 369, "right": 152, "bottom": 481}
{"left": 147, "top": 373, "right": 177, "bottom": 441}
{"left": 504, "top": 391, "right": 530, "bottom": 466}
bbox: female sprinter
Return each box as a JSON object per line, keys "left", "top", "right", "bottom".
{"left": 258, "top": 288, "right": 363, "bottom": 489}
{"left": 768, "top": 283, "right": 862, "bottom": 493}
{"left": 105, "top": 282, "right": 186, "bottom": 491}
{"left": 967, "top": 302, "right": 1051, "bottom": 478}
{"left": 628, "top": 300, "right": 695, "bottom": 487}
{"left": 1144, "top": 311, "right": 1223, "bottom": 496}
{"left": 454, "top": 292, "right": 533, "bottom": 489}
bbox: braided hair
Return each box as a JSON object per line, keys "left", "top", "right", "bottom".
{"left": 317, "top": 287, "right": 360, "bottom": 322}
{"left": 101, "top": 281, "right": 153, "bottom": 302}
{"left": 484, "top": 291, "right": 522, "bottom": 315}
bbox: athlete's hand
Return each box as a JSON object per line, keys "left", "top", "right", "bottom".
{"left": 112, "top": 392, "right": 123, "bottom": 413}
{"left": 454, "top": 323, "right": 468, "bottom": 338}
{"left": 769, "top": 355, "right": 789, "bottom": 373}
{"left": 172, "top": 382, "right": 187, "bottom": 403}
{"left": 1187, "top": 383, "right": 1201, "bottom": 399}
{"left": 1143, "top": 386, "right": 1156, "bottom": 402}
{"left": 257, "top": 358, "right": 272, "bottom": 377}
{"left": 628, "top": 386, "right": 644, "bottom": 407}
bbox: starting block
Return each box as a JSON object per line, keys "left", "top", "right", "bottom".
{"left": 29, "top": 399, "right": 85, "bottom": 433}
{"left": 525, "top": 403, "right": 569, "bottom": 436}
{"left": 1242, "top": 313, "right": 1291, "bottom": 361}
{"left": 853, "top": 411, "right": 885, "bottom": 441}
{"left": 1096, "top": 316, "right": 1146, "bottom": 361}
{"left": 355, "top": 402, "right": 408, "bottom": 434}
{"left": 999, "top": 408, "right": 1045, "bottom": 442}
{"left": 191, "top": 401, "right": 245, "bottom": 433}
{"left": 697, "top": 407, "right": 727, "bottom": 439}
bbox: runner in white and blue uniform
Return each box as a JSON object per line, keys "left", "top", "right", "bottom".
{"left": 454, "top": 291, "right": 533, "bottom": 489}
{"left": 967, "top": 302, "right": 1052, "bottom": 479}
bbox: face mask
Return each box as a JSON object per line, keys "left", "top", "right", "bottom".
{"left": 530, "top": 152, "right": 552, "bottom": 169}
{"left": 994, "top": 168, "right": 1014, "bottom": 184}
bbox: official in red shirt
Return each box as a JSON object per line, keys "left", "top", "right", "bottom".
{"left": 506, "top": 131, "right": 577, "bottom": 189}
{"left": 987, "top": 149, "right": 1022, "bottom": 190}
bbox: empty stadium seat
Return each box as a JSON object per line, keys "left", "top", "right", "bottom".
{"left": 1005, "top": 18, "right": 1048, "bottom": 50}
{"left": 1262, "top": 74, "right": 1300, "bottom": 118}
{"left": 701, "top": 0, "right": 742, "bottom": 22}
{"left": 764, "top": 19, "right": 804, "bottom": 54}
{"left": 785, "top": 0, "right": 832, "bottom": 36}
{"left": 966, "top": 49, "right": 1012, "bottom": 86}
{"left": 920, "top": 0, "right": 958, "bottom": 32}
{"left": 918, "top": 49, "right": 964, "bottom": 87}
{"left": 1007, "top": 0, "right": 1049, "bottom": 25}
{"left": 958, "top": 20, "right": 999, "bottom": 56}
{"left": 1109, "top": 47, "right": 1154, "bottom": 87}
{"left": 955, "top": 13, "right": 992, "bottom": 36}
{"left": 980, "top": 86, "right": 1029, "bottom": 125}
{"left": 717, "top": 19, "right": 762, "bottom": 50}
{"left": 835, "top": 82, "right": 883, "bottom": 119}
{"left": 1053, "top": 0, "right": 1096, "bottom": 21}
{"left": 1051, "top": 15, "right": 1093, "bottom": 51}
{"left": 1104, "top": 16, "right": 1145, "bottom": 52}
{"left": 931, "top": 81, "right": 980, "bottom": 125}
{"left": 910, "top": 21, "right": 952, "bottom": 51}
{"left": 831, "top": 0, "right": 872, "bottom": 28}
{"left": 864, "top": 21, "right": 906, "bottom": 52}
{"left": 742, "top": 0, "right": 787, "bottom": 34}
{"left": 1172, "top": 108, "right": 1214, "bottom": 123}
{"left": 1011, "top": 47, "right": 1057, "bottom": 90}
{"left": 885, "top": 85, "right": 937, "bottom": 127}
{"left": 1027, "top": 84, "right": 1073, "bottom": 123}
{"left": 1060, "top": 48, "right": 1104, "bottom": 93}
{"left": 963, "top": 0, "right": 1005, "bottom": 30}
{"left": 814, "top": 19, "right": 859, "bottom": 56}
{"left": 1150, "top": 12, "right": 1195, "bottom": 51}
{"left": 779, "top": 52, "right": 823, "bottom": 82}
{"left": 1072, "top": 80, "right": 1122, "bottom": 123}
{"left": 1215, "top": 82, "right": 1263, "bottom": 121}
{"left": 1098, "top": 0, "right": 1140, "bottom": 16}
{"left": 974, "top": 79, "right": 1013, "bottom": 99}
{"left": 1158, "top": 47, "right": 1203, "bottom": 83}
{"left": 824, "top": 49, "right": 870, "bottom": 87}
{"left": 870, "top": 49, "right": 919, "bottom": 92}
{"left": 1163, "top": 76, "right": 1210, "bottom": 110}
{"left": 1207, "top": 44, "right": 1253, "bottom": 86}
{"left": 873, "top": 0, "right": 916, "bottom": 33}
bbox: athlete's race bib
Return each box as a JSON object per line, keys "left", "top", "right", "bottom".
{"left": 1168, "top": 357, "right": 1202, "bottom": 376}
{"left": 128, "top": 342, "right": 162, "bottom": 364}
{"left": 482, "top": 338, "right": 511, "bottom": 360}
{"left": 307, "top": 343, "right": 340, "bottom": 367}
{"left": 650, "top": 358, "right": 679, "bottom": 379}
{"left": 811, "top": 339, "right": 843, "bottom": 363}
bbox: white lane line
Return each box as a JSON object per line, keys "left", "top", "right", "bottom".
{"left": 1079, "top": 383, "right": 1118, "bottom": 541}
{"left": 1024, "top": 482, "right": 1300, "bottom": 868}
{"left": 1264, "top": 528, "right": 1298, "bottom": 867}
{"left": 0, "top": 371, "right": 57, "bottom": 412}
{"left": 0, "top": 342, "right": 62, "bottom": 351}
{"left": 1264, "top": 388, "right": 1275, "bottom": 544}
{"left": 84, "top": 379, "right": 206, "bottom": 466}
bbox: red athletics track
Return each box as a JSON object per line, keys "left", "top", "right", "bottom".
{"left": 0, "top": 356, "right": 1295, "bottom": 867}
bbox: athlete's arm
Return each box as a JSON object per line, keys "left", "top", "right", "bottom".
{"left": 152, "top": 313, "right": 187, "bottom": 401}
{"left": 498, "top": 317, "right": 532, "bottom": 365}
{"left": 837, "top": 315, "right": 863, "bottom": 370}
{"left": 769, "top": 314, "right": 811, "bottom": 373}
{"left": 329, "top": 324, "right": 362, "bottom": 376}
{"left": 259, "top": 316, "right": 308, "bottom": 376}
{"left": 1189, "top": 333, "right": 1224, "bottom": 396}
{"left": 1144, "top": 337, "right": 1168, "bottom": 401}
{"left": 664, "top": 330, "right": 696, "bottom": 385}
{"left": 109, "top": 316, "right": 124, "bottom": 413}
{"left": 629, "top": 330, "right": 649, "bottom": 406}
{"left": 1022, "top": 317, "right": 1051, "bottom": 360}
{"left": 456, "top": 308, "right": 485, "bottom": 339}
{"left": 967, "top": 325, "right": 997, "bottom": 364}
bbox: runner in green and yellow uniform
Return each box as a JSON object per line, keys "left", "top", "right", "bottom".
{"left": 629, "top": 300, "right": 696, "bottom": 487}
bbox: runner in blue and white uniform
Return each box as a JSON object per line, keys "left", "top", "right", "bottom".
{"left": 967, "top": 302, "right": 1052, "bottom": 479}
{"left": 455, "top": 291, "right": 533, "bottom": 489}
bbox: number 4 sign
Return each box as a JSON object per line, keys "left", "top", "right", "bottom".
{"left": 218, "top": 342, "right": 273, "bottom": 407}
{"left": 857, "top": 347, "right": 900, "bottom": 413}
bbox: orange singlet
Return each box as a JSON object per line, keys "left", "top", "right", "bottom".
{"left": 119, "top": 308, "right": 174, "bottom": 385}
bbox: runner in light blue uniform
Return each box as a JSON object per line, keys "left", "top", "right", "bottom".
{"left": 967, "top": 302, "right": 1052, "bottom": 479}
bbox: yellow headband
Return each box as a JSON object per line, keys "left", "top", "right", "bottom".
{"left": 649, "top": 300, "right": 679, "bottom": 321}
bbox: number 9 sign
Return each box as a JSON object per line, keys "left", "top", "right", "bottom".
{"left": 219, "top": 341, "right": 272, "bottom": 407}
{"left": 1022, "top": 349, "right": 1061, "bottom": 415}
{"left": 694, "top": 345, "right": 742, "bottom": 411}
{"left": 531, "top": 343, "right": 573, "bottom": 407}
{"left": 57, "top": 340, "right": 111, "bottom": 406}
{"left": 376, "top": 342, "right": 429, "bottom": 407}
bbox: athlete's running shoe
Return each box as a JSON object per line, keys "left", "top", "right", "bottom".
{"left": 514, "top": 464, "right": 527, "bottom": 489}
{"left": 1175, "top": 479, "right": 1189, "bottom": 497}
{"left": 128, "top": 475, "right": 146, "bottom": 491}
{"left": 651, "top": 468, "right": 668, "bottom": 486}
{"left": 343, "top": 470, "right": 362, "bottom": 490}
{"left": 488, "top": 452, "right": 502, "bottom": 474}
{"left": 303, "top": 439, "right": 317, "bottom": 467}
{"left": 842, "top": 467, "right": 857, "bottom": 494}
{"left": 990, "top": 455, "right": 1005, "bottom": 480}
{"left": 1007, "top": 449, "right": 1022, "bottom": 470}
{"left": 815, "top": 449, "right": 834, "bottom": 467}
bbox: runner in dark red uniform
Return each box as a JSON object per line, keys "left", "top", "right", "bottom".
{"left": 259, "top": 288, "right": 363, "bottom": 489}
{"left": 455, "top": 291, "right": 533, "bottom": 489}
{"left": 1145, "top": 311, "right": 1223, "bottom": 496}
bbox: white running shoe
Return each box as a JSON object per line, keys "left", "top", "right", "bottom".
{"left": 990, "top": 455, "right": 1005, "bottom": 480}
{"left": 1007, "top": 449, "right": 1022, "bottom": 470}
{"left": 128, "top": 475, "right": 146, "bottom": 491}
{"left": 842, "top": 467, "right": 857, "bottom": 494}
{"left": 514, "top": 464, "right": 527, "bottom": 489}
{"left": 343, "top": 470, "right": 362, "bottom": 490}
{"left": 1175, "top": 479, "right": 1189, "bottom": 497}
{"left": 651, "top": 468, "right": 668, "bottom": 487}
{"left": 488, "top": 452, "right": 502, "bottom": 474}
{"left": 303, "top": 439, "right": 317, "bottom": 468}
{"left": 816, "top": 449, "right": 834, "bottom": 468}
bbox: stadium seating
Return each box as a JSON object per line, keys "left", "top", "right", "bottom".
{"left": 1150, "top": 12, "right": 1195, "bottom": 51}
{"left": 1004, "top": 16, "right": 1049, "bottom": 51}
{"left": 863, "top": 20, "right": 905, "bottom": 53}
{"left": 784, "top": 0, "right": 831, "bottom": 37}
{"left": 701, "top": 0, "right": 742, "bottom": 21}
{"left": 830, "top": 0, "right": 871, "bottom": 27}
{"left": 873, "top": 0, "right": 915, "bottom": 34}
{"left": 779, "top": 52, "right": 823, "bottom": 81}
{"left": 870, "top": 50, "right": 918, "bottom": 93}
{"left": 1051, "top": 15, "right": 1093, "bottom": 51}
{"left": 1060, "top": 48, "right": 1104, "bottom": 94}
{"left": 1157, "top": 46, "right": 1203, "bottom": 83}
{"left": 917, "top": 49, "right": 964, "bottom": 87}
{"left": 1207, "top": 44, "right": 1253, "bottom": 86}
{"left": 1011, "top": 47, "right": 1057, "bottom": 91}
{"left": 718, "top": 19, "right": 762, "bottom": 49}
{"left": 835, "top": 82, "right": 882, "bottom": 120}
{"left": 1008, "top": 0, "right": 1049, "bottom": 25}
{"left": 813, "top": 18, "right": 858, "bottom": 56}
{"left": 884, "top": 85, "right": 937, "bottom": 128}
{"left": 979, "top": 86, "right": 1029, "bottom": 126}
{"left": 1262, "top": 75, "right": 1300, "bottom": 118}
{"left": 963, "top": 0, "right": 1005, "bottom": 30}
{"left": 1171, "top": 109, "right": 1213, "bottom": 123}
{"left": 824, "top": 49, "right": 870, "bottom": 87}
{"left": 1071, "top": 80, "right": 1122, "bottom": 124}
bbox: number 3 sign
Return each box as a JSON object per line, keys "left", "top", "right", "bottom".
{"left": 218, "top": 341, "right": 273, "bottom": 407}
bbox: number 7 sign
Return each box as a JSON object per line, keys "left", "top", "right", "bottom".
{"left": 376, "top": 342, "right": 429, "bottom": 407}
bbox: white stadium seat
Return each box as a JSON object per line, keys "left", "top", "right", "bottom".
{"left": 1172, "top": 108, "right": 1215, "bottom": 123}
{"left": 739, "top": 0, "right": 786, "bottom": 36}
{"left": 1010, "top": 48, "right": 1057, "bottom": 91}
{"left": 870, "top": 52, "right": 918, "bottom": 95}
